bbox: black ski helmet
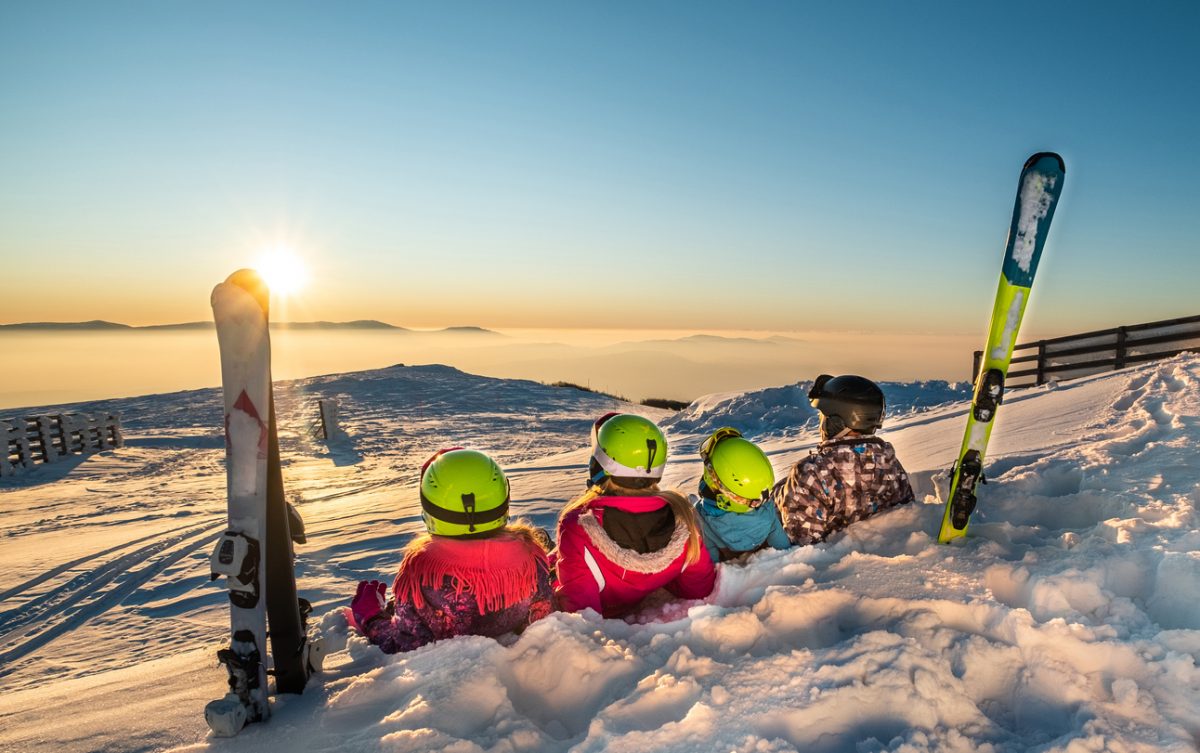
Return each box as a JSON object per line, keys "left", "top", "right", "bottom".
{"left": 808, "top": 374, "right": 885, "bottom": 436}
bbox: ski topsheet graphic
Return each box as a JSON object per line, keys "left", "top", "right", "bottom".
{"left": 938, "top": 153, "right": 1065, "bottom": 544}
{"left": 207, "top": 270, "right": 273, "bottom": 735}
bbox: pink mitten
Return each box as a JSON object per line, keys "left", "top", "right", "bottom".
{"left": 351, "top": 580, "right": 389, "bottom": 626}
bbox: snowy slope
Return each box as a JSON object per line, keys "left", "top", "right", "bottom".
{"left": 662, "top": 379, "right": 971, "bottom": 445}
{"left": 2, "top": 357, "right": 1199, "bottom": 753}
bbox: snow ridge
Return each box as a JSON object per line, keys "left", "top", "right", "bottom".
{"left": 663, "top": 379, "right": 971, "bottom": 445}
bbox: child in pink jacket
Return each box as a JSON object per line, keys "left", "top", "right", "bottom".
{"left": 552, "top": 413, "right": 715, "bottom": 617}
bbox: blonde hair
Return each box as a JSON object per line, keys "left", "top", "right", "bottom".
{"left": 560, "top": 479, "right": 705, "bottom": 566}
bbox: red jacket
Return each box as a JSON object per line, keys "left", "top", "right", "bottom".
{"left": 359, "top": 531, "right": 554, "bottom": 654}
{"left": 552, "top": 494, "right": 715, "bottom": 617}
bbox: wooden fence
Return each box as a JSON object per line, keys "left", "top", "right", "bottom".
{"left": 1, "top": 412, "right": 123, "bottom": 477}
{"left": 973, "top": 314, "right": 1200, "bottom": 389}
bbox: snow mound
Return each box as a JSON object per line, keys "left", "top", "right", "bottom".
{"left": 664, "top": 379, "right": 971, "bottom": 441}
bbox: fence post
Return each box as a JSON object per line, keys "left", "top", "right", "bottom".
{"left": 92, "top": 414, "right": 107, "bottom": 451}
{"left": 34, "top": 415, "right": 59, "bottom": 463}
{"left": 1, "top": 420, "right": 19, "bottom": 477}
{"left": 12, "top": 420, "right": 34, "bottom": 471}
{"left": 1114, "top": 326, "right": 1128, "bottom": 370}
{"left": 318, "top": 399, "right": 341, "bottom": 441}
{"left": 92, "top": 413, "right": 110, "bottom": 450}
{"left": 1036, "top": 341, "right": 1047, "bottom": 385}
{"left": 108, "top": 413, "right": 124, "bottom": 448}
{"left": 58, "top": 414, "right": 80, "bottom": 454}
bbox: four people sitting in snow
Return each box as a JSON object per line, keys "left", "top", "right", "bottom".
{"left": 350, "top": 374, "right": 914, "bottom": 652}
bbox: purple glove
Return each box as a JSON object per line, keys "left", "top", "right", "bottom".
{"left": 351, "top": 580, "right": 389, "bottom": 627}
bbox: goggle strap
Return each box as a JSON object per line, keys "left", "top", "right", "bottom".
{"left": 591, "top": 412, "right": 620, "bottom": 443}
{"left": 420, "top": 491, "right": 509, "bottom": 527}
{"left": 699, "top": 426, "right": 742, "bottom": 460}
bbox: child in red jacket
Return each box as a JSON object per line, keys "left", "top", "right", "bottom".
{"left": 553, "top": 413, "right": 715, "bottom": 617}
{"left": 349, "top": 448, "right": 554, "bottom": 653}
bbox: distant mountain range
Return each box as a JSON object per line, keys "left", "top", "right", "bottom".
{"left": 0, "top": 320, "right": 502, "bottom": 335}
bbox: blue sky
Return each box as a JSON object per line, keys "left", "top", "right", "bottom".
{"left": 2, "top": 1, "right": 1197, "bottom": 335}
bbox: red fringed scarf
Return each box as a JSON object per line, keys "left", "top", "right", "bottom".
{"left": 393, "top": 532, "right": 548, "bottom": 613}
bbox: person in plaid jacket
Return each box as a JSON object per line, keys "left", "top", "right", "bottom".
{"left": 772, "top": 375, "right": 914, "bottom": 545}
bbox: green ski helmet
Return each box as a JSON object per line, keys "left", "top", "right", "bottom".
{"left": 589, "top": 412, "right": 668, "bottom": 488}
{"left": 419, "top": 448, "right": 510, "bottom": 537}
{"left": 700, "top": 427, "right": 775, "bottom": 513}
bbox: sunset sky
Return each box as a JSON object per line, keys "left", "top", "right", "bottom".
{"left": 3, "top": 2, "right": 1198, "bottom": 336}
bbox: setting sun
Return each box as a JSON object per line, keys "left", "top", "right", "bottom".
{"left": 253, "top": 246, "right": 309, "bottom": 296}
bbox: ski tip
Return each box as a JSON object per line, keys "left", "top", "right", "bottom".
{"left": 1025, "top": 152, "right": 1065, "bottom": 174}
{"left": 224, "top": 269, "right": 271, "bottom": 315}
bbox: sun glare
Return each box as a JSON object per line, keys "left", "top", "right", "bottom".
{"left": 254, "top": 246, "right": 309, "bottom": 296}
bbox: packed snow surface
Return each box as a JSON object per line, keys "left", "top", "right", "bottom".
{"left": 2, "top": 356, "right": 1199, "bottom": 753}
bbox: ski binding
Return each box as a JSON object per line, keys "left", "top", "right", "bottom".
{"left": 210, "top": 531, "right": 261, "bottom": 607}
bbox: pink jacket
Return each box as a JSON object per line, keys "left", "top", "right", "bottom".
{"left": 552, "top": 494, "right": 716, "bottom": 617}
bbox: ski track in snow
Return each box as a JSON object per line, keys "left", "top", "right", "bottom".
{"left": 0, "top": 519, "right": 225, "bottom": 676}
{"left": 2, "top": 358, "right": 1200, "bottom": 752}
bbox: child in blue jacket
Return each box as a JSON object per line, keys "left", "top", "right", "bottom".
{"left": 691, "top": 428, "right": 791, "bottom": 562}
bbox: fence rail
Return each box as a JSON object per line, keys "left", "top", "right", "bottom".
{"left": 1, "top": 412, "right": 123, "bottom": 477}
{"left": 973, "top": 314, "right": 1200, "bottom": 389}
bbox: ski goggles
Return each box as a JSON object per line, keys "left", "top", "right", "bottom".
{"left": 808, "top": 374, "right": 835, "bottom": 406}
{"left": 699, "top": 426, "right": 743, "bottom": 459}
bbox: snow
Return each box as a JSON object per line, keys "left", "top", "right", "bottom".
{"left": 2, "top": 356, "right": 1200, "bottom": 752}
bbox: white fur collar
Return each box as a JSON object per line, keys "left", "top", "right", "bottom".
{"left": 578, "top": 509, "right": 689, "bottom": 573}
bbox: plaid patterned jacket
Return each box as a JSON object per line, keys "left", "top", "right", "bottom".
{"left": 771, "top": 436, "right": 914, "bottom": 546}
